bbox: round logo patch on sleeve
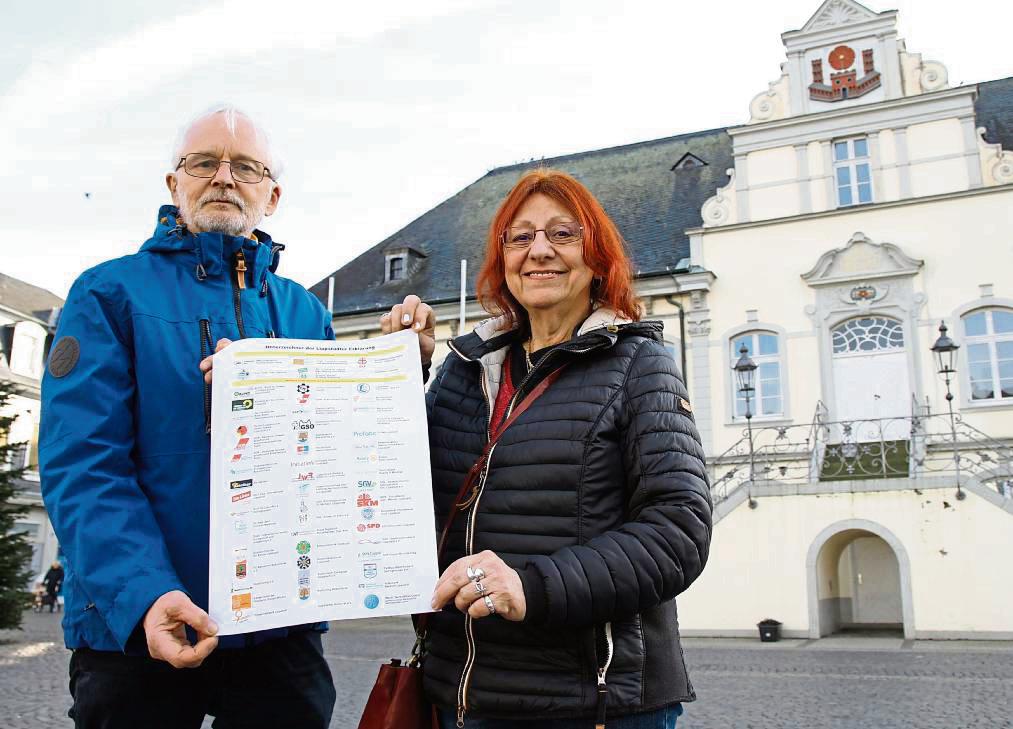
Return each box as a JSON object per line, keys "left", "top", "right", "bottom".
{"left": 48, "top": 336, "right": 80, "bottom": 378}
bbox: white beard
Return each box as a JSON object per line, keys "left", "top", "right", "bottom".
{"left": 177, "top": 186, "right": 266, "bottom": 237}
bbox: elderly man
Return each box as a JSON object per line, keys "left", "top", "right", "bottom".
{"left": 40, "top": 107, "right": 355, "bottom": 728}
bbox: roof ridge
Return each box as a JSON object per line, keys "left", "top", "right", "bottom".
{"left": 485, "top": 125, "right": 731, "bottom": 175}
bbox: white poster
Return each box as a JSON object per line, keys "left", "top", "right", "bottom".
{"left": 208, "top": 330, "right": 438, "bottom": 635}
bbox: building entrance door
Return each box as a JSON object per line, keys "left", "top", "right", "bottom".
{"left": 831, "top": 316, "right": 910, "bottom": 442}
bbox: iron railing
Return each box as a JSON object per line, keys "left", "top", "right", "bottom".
{"left": 708, "top": 399, "right": 1013, "bottom": 503}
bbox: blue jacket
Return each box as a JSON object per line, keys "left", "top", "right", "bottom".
{"left": 39, "top": 206, "right": 334, "bottom": 652}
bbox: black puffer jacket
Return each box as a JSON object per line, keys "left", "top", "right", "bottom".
{"left": 423, "top": 310, "right": 713, "bottom": 723}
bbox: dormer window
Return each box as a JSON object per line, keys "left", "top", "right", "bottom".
{"left": 672, "top": 153, "right": 707, "bottom": 171}
{"left": 387, "top": 255, "right": 406, "bottom": 282}
{"left": 382, "top": 244, "right": 426, "bottom": 284}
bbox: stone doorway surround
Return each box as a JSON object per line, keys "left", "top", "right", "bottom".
{"left": 806, "top": 518, "right": 915, "bottom": 639}
{"left": 802, "top": 231, "right": 927, "bottom": 422}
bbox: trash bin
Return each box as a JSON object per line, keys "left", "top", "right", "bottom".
{"left": 757, "top": 619, "right": 782, "bottom": 642}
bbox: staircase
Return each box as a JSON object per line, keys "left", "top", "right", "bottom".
{"left": 708, "top": 398, "right": 1013, "bottom": 519}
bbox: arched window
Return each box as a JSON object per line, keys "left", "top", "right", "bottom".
{"left": 831, "top": 316, "right": 904, "bottom": 354}
{"left": 963, "top": 308, "right": 1013, "bottom": 401}
{"left": 731, "top": 331, "right": 783, "bottom": 417}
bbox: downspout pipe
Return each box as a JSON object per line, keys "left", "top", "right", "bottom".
{"left": 663, "top": 294, "right": 688, "bottom": 388}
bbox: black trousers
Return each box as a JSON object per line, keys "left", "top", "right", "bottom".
{"left": 68, "top": 630, "right": 336, "bottom": 729}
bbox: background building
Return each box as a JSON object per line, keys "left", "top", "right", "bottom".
{"left": 0, "top": 272, "right": 63, "bottom": 584}
{"left": 314, "top": 0, "right": 1013, "bottom": 639}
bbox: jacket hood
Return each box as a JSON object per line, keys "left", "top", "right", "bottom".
{"left": 448, "top": 308, "right": 663, "bottom": 407}
{"left": 451, "top": 307, "right": 663, "bottom": 362}
{"left": 139, "top": 205, "right": 285, "bottom": 294}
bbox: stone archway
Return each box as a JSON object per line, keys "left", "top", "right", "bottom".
{"left": 806, "top": 519, "right": 914, "bottom": 639}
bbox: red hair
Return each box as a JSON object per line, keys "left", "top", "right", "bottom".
{"left": 476, "top": 168, "right": 641, "bottom": 328}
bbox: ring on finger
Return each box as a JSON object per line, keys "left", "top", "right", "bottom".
{"left": 483, "top": 595, "right": 496, "bottom": 615}
{"left": 474, "top": 581, "right": 486, "bottom": 595}
{"left": 466, "top": 566, "right": 477, "bottom": 581}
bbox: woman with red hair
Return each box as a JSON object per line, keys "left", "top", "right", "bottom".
{"left": 385, "top": 169, "right": 712, "bottom": 729}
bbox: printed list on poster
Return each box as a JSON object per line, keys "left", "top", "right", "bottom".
{"left": 208, "top": 330, "right": 439, "bottom": 635}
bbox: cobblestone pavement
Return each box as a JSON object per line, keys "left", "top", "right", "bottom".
{"left": 4, "top": 611, "right": 1012, "bottom": 728}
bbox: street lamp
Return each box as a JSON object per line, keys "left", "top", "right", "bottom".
{"left": 930, "top": 321, "right": 964, "bottom": 500}
{"left": 734, "top": 343, "right": 759, "bottom": 509}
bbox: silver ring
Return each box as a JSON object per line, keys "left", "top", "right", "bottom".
{"left": 466, "top": 566, "right": 485, "bottom": 582}
{"left": 483, "top": 595, "right": 496, "bottom": 615}
{"left": 466, "top": 566, "right": 478, "bottom": 581}
{"left": 474, "top": 581, "right": 486, "bottom": 595}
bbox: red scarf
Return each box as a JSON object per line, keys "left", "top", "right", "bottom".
{"left": 490, "top": 351, "right": 518, "bottom": 438}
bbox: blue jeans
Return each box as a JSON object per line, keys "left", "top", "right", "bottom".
{"left": 437, "top": 704, "right": 682, "bottom": 729}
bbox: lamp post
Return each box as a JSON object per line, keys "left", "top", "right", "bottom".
{"left": 930, "top": 321, "right": 964, "bottom": 500}
{"left": 734, "top": 343, "right": 759, "bottom": 509}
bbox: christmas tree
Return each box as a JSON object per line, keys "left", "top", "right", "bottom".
{"left": 0, "top": 381, "right": 32, "bottom": 629}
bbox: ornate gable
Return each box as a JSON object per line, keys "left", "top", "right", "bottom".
{"left": 801, "top": 232, "right": 924, "bottom": 286}
{"left": 744, "top": 0, "right": 950, "bottom": 124}
{"left": 801, "top": 0, "right": 879, "bottom": 32}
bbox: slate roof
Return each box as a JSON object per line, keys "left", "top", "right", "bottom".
{"left": 315, "top": 76, "right": 1013, "bottom": 317}
{"left": 311, "top": 127, "right": 733, "bottom": 315}
{"left": 976, "top": 76, "right": 1013, "bottom": 152}
{"left": 0, "top": 272, "right": 63, "bottom": 324}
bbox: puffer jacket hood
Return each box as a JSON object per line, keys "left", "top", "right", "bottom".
{"left": 423, "top": 310, "right": 712, "bottom": 722}
{"left": 141, "top": 205, "right": 286, "bottom": 296}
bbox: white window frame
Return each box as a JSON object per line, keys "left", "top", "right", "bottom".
{"left": 832, "top": 137, "right": 874, "bottom": 208}
{"left": 9, "top": 321, "right": 46, "bottom": 380}
{"left": 384, "top": 253, "right": 407, "bottom": 283}
{"left": 962, "top": 308, "right": 1013, "bottom": 403}
{"left": 730, "top": 330, "right": 785, "bottom": 421}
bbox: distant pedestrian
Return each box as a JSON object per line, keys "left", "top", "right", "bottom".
{"left": 42, "top": 561, "right": 64, "bottom": 614}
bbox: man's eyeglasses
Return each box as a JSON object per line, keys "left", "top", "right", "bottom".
{"left": 501, "top": 222, "right": 583, "bottom": 250}
{"left": 176, "top": 153, "right": 274, "bottom": 184}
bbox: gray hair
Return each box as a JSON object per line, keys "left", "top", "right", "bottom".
{"left": 170, "top": 104, "right": 284, "bottom": 179}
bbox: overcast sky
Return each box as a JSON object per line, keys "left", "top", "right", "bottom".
{"left": 3, "top": 0, "right": 1011, "bottom": 300}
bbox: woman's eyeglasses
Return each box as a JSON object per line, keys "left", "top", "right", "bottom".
{"left": 501, "top": 222, "right": 583, "bottom": 250}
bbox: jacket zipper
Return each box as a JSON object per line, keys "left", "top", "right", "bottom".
{"left": 448, "top": 340, "right": 494, "bottom": 727}
{"left": 447, "top": 339, "right": 595, "bottom": 727}
{"left": 199, "top": 319, "right": 214, "bottom": 434}
{"left": 595, "top": 622, "right": 615, "bottom": 729}
{"left": 232, "top": 251, "right": 248, "bottom": 339}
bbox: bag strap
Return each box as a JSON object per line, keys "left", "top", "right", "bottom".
{"left": 413, "top": 362, "right": 568, "bottom": 641}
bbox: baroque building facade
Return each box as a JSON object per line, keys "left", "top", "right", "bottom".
{"left": 314, "top": 0, "right": 1013, "bottom": 638}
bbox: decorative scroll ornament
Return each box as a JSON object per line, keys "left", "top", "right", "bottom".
{"left": 919, "top": 60, "right": 948, "bottom": 92}
{"left": 899, "top": 50, "right": 949, "bottom": 95}
{"left": 700, "top": 169, "right": 737, "bottom": 228}
{"left": 976, "top": 127, "right": 1013, "bottom": 186}
{"left": 748, "top": 70, "right": 791, "bottom": 123}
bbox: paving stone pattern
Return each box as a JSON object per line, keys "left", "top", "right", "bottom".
{"left": 3, "top": 612, "right": 1011, "bottom": 728}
